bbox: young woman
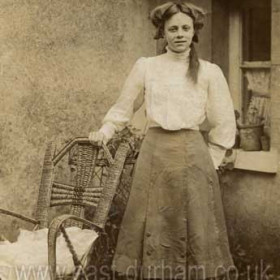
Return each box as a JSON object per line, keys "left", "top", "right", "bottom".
{"left": 89, "top": 2, "right": 236, "bottom": 279}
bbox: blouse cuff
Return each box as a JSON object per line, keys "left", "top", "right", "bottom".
{"left": 99, "top": 122, "right": 116, "bottom": 143}
{"left": 208, "top": 143, "right": 226, "bottom": 170}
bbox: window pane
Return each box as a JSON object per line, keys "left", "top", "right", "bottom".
{"left": 242, "top": 68, "right": 271, "bottom": 125}
{"left": 242, "top": 4, "right": 271, "bottom": 61}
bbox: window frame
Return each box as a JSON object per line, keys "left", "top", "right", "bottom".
{"left": 228, "top": 2, "right": 272, "bottom": 119}
{"left": 227, "top": 1, "right": 278, "bottom": 173}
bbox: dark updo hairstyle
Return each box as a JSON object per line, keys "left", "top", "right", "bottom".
{"left": 149, "top": 1, "right": 205, "bottom": 83}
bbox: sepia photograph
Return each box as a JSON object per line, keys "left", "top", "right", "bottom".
{"left": 0, "top": 0, "right": 279, "bottom": 279}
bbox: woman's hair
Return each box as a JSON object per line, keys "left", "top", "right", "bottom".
{"left": 149, "top": 2, "right": 205, "bottom": 83}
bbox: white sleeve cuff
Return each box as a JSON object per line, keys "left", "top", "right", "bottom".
{"left": 99, "top": 122, "right": 116, "bottom": 143}
{"left": 208, "top": 143, "right": 226, "bottom": 170}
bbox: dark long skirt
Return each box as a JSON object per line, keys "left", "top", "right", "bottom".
{"left": 112, "top": 127, "right": 234, "bottom": 279}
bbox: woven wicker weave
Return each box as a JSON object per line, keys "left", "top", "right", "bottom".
{"left": 48, "top": 133, "right": 142, "bottom": 280}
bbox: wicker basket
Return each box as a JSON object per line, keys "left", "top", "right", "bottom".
{"left": 238, "top": 123, "right": 264, "bottom": 151}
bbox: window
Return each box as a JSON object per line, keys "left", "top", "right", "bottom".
{"left": 228, "top": 0, "right": 272, "bottom": 152}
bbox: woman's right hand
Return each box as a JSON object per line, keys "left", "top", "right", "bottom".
{"left": 88, "top": 131, "right": 108, "bottom": 146}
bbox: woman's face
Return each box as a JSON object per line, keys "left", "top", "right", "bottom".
{"left": 163, "top": 12, "right": 194, "bottom": 53}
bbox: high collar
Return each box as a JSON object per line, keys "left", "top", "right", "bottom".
{"left": 165, "top": 46, "right": 191, "bottom": 61}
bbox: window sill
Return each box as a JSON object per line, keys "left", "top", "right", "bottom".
{"left": 233, "top": 148, "right": 278, "bottom": 173}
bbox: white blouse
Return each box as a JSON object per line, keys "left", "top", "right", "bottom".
{"left": 99, "top": 48, "right": 236, "bottom": 169}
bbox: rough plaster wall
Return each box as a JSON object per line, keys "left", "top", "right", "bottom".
{"left": 221, "top": 171, "right": 280, "bottom": 269}
{"left": 0, "top": 0, "right": 155, "bottom": 238}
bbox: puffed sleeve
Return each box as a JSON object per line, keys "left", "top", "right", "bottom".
{"left": 206, "top": 63, "right": 236, "bottom": 169}
{"left": 98, "top": 57, "right": 146, "bottom": 140}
